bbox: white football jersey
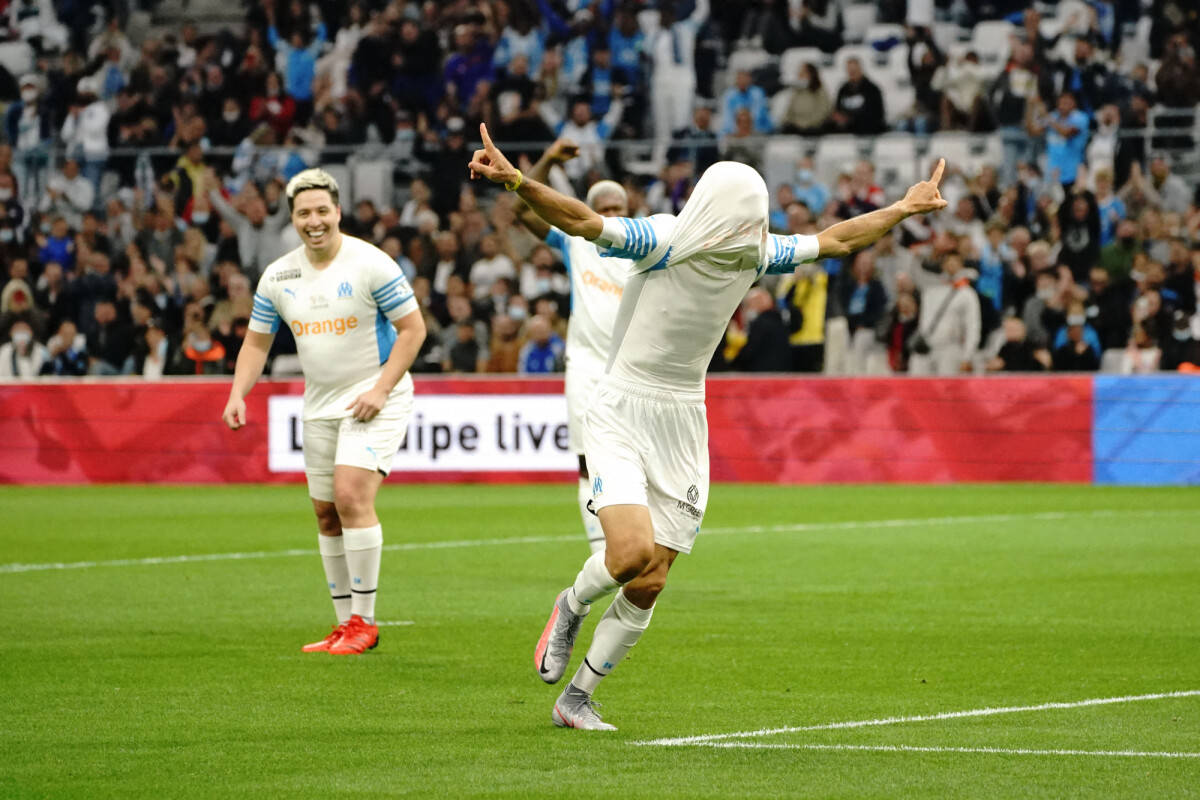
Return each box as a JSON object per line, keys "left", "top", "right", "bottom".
{"left": 545, "top": 226, "right": 629, "bottom": 375}
{"left": 249, "top": 235, "right": 419, "bottom": 420}
{"left": 592, "top": 163, "right": 820, "bottom": 393}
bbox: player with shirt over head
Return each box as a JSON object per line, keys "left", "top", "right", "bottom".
{"left": 221, "top": 168, "right": 426, "bottom": 655}
{"left": 469, "top": 124, "right": 947, "bottom": 730}
{"left": 515, "top": 138, "right": 632, "bottom": 554}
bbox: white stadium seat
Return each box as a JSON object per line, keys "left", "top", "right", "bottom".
{"left": 872, "top": 133, "right": 919, "bottom": 194}
{"left": 780, "top": 47, "right": 830, "bottom": 85}
{"left": 835, "top": 44, "right": 885, "bottom": 75}
{"left": 922, "top": 132, "right": 974, "bottom": 177}
{"left": 842, "top": 3, "right": 878, "bottom": 43}
{"left": 769, "top": 88, "right": 793, "bottom": 128}
{"left": 814, "top": 135, "right": 863, "bottom": 185}
{"left": 322, "top": 164, "right": 352, "bottom": 208}
{"left": 932, "top": 21, "right": 966, "bottom": 51}
{"left": 882, "top": 84, "right": 916, "bottom": 125}
{"left": 352, "top": 160, "right": 394, "bottom": 208}
{"left": 970, "top": 20, "right": 1015, "bottom": 66}
{"left": 763, "top": 136, "right": 807, "bottom": 196}
{"left": 727, "top": 47, "right": 773, "bottom": 76}
{"left": 865, "top": 23, "right": 906, "bottom": 46}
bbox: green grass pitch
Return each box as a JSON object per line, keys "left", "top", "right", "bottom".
{"left": 1, "top": 484, "right": 1198, "bottom": 798}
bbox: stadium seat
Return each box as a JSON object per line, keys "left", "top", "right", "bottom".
{"left": 931, "top": 21, "right": 966, "bottom": 52}
{"left": 728, "top": 47, "right": 773, "bottom": 76}
{"left": 882, "top": 84, "right": 916, "bottom": 125}
{"left": 818, "top": 65, "right": 844, "bottom": 97}
{"left": 0, "top": 41, "right": 32, "bottom": 77}
{"left": 923, "top": 132, "right": 974, "bottom": 177}
{"left": 835, "top": 44, "right": 885, "bottom": 75}
{"left": 970, "top": 20, "right": 1014, "bottom": 66}
{"left": 1100, "top": 349, "right": 1128, "bottom": 374}
{"left": 769, "top": 89, "right": 793, "bottom": 128}
{"left": 352, "top": 160, "right": 394, "bottom": 208}
{"left": 814, "top": 135, "right": 863, "bottom": 185}
{"left": 842, "top": 3, "right": 877, "bottom": 43}
{"left": 322, "top": 164, "right": 352, "bottom": 208}
{"left": 865, "top": 23, "right": 906, "bottom": 47}
{"left": 872, "top": 133, "right": 919, "bottom": 194}
{"left": 886, "top": 42, "right": 912, "bottom": 74}
{"left": 780, "top": 47, "right": 830, "bottom": 85}
{"left": 763, "top": 136, "right": 807, "bottom": 197}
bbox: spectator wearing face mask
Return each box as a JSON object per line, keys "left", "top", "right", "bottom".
{"left": 0, "top": 318, "right": 48, "bottom": 378}
{"left": 5, "top": 74, "right": 54, "bottom": 210}
{"left": 40, "top": 319, "right": 89, "bottom": 376}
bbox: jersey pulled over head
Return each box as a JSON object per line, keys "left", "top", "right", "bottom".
{"left": 592, "top": 160, "right": 818, "bottom": 393}
{"left": 669, "top": 161, "right": 769, "bottom": 273}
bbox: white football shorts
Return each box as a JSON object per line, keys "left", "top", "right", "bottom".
{"left": 302, "top": 392, "right": 414, "bottom": 502}
{"left": 583, "top": 376, "right": 709, "bottom": 554}
{"left": 565, "top": 364, "right": 604, "bottom": 454}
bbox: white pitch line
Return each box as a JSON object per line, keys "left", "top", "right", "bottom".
{"left": 376, "top": 620, "right": 415, "bottom": 627}
{"left": 635, "top": 690, "right": 1200, "bottom": 747}
{"left": 694, "top": 743, "right": 1200, "bottom": 759}
{"left": 1, "top": 508, "right": 1196, "bottom": 576}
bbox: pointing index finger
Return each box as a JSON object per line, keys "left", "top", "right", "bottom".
{"left": 480, "top": 123, "right": 495, "bottom": 152}
{"left": 930, "top": 158, "right": 945, "bottom": 187}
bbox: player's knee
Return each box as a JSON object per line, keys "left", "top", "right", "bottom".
{"left": 313, "top": 504, "right": 340, "bottom": 535}
{"left": 622, "top": 579, "right": 664, "bottom": 609}
{"left": 606, "top": 541, "right": 654, "bottom": 583}
{"left": 333, "top": 486, "right": 370, "bottom": 522}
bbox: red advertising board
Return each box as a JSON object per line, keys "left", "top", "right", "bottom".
{"left": 0, "top": 375, "right": 1092, "bottom": 485}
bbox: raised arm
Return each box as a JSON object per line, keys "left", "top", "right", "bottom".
{"left": 515, "top": 138, "right": 581, "bottom": 240}
{"left": 815, "top": 159, "right": 947, "bottom": 259}
{"left": 469, "top": 124, "right": 603, "bottom": 240}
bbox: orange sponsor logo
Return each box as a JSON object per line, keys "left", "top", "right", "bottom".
{"left": 291, "top": 316, "right": 359, "bottom": 336}
{"left": 581, "top": 269, "right": 623, "bottom": 298}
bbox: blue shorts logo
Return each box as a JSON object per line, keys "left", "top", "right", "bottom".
{"left": 337, "top": 281, "right": 353, "bottom": 299}
{"left": 592, "top": 476, "right": 603, "bottom": 496}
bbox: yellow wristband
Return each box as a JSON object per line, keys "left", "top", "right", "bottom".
{"left": 505, "top": 170, "right": 523, "bottom": 192}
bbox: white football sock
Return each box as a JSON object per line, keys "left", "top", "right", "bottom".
{"left": 578, "top": 477, "right": 604, "bottom": 554}
{"left": 568, "top": 550, "right": 620, "bottom": 614}
{"left": 342, "top": 525, "right": 383, "bottom": 623}
{"left": 572, "top": 589, "right": 654, "bottom": 695}
{"left": 317, "top": 534, "right": 352, "bottom": 624}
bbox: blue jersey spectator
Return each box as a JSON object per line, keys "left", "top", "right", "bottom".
{"left": 494, "top": 17, "right": 546, "bottom": 79}
{"left": 268, "top": 23, "right": 327, "bottom": 104}
{"left": 1053, "top": 319, "right": 1102, "bottom": 354}
{"left": 720, "top": 70, "right": 773, "bottom": 135}
{"left": 1096, "top": 186, "right": 1126, "bottom": 247}
{"left": 793, "top": 160, "right": 830, "bottom": 215}
{"left": 1041, "top": 93, "right": 1090, "bottom": 187}
{"left": 609, "top": 12, "right": 644, "bottom": 86}
{"left": 518, "top": 316, "right": 565, "bottom": 374}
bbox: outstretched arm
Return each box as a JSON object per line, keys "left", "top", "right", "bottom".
{"left": 815, "top": 159, "right": 948, "bottom": 259}
{"left": 469, "top": 124, "right": 603, "bottom": 240}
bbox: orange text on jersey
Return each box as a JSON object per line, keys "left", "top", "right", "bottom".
{"left": 291, "top": 316, "right": 359, "bottom": 337}
{"left": 582, "top": 269, "right": 623, "bottom": 298}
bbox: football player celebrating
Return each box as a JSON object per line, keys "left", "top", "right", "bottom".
{"left": 470, "top": 124, "right": 945, "bottom": 729}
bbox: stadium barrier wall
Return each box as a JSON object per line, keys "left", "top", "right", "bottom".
{"left": 1, "top": 376, "right": 1197, "bottom": 486}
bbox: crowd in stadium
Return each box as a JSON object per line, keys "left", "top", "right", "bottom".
{"left": 0, "top": 0, "right": 1198, "bottom": 379}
